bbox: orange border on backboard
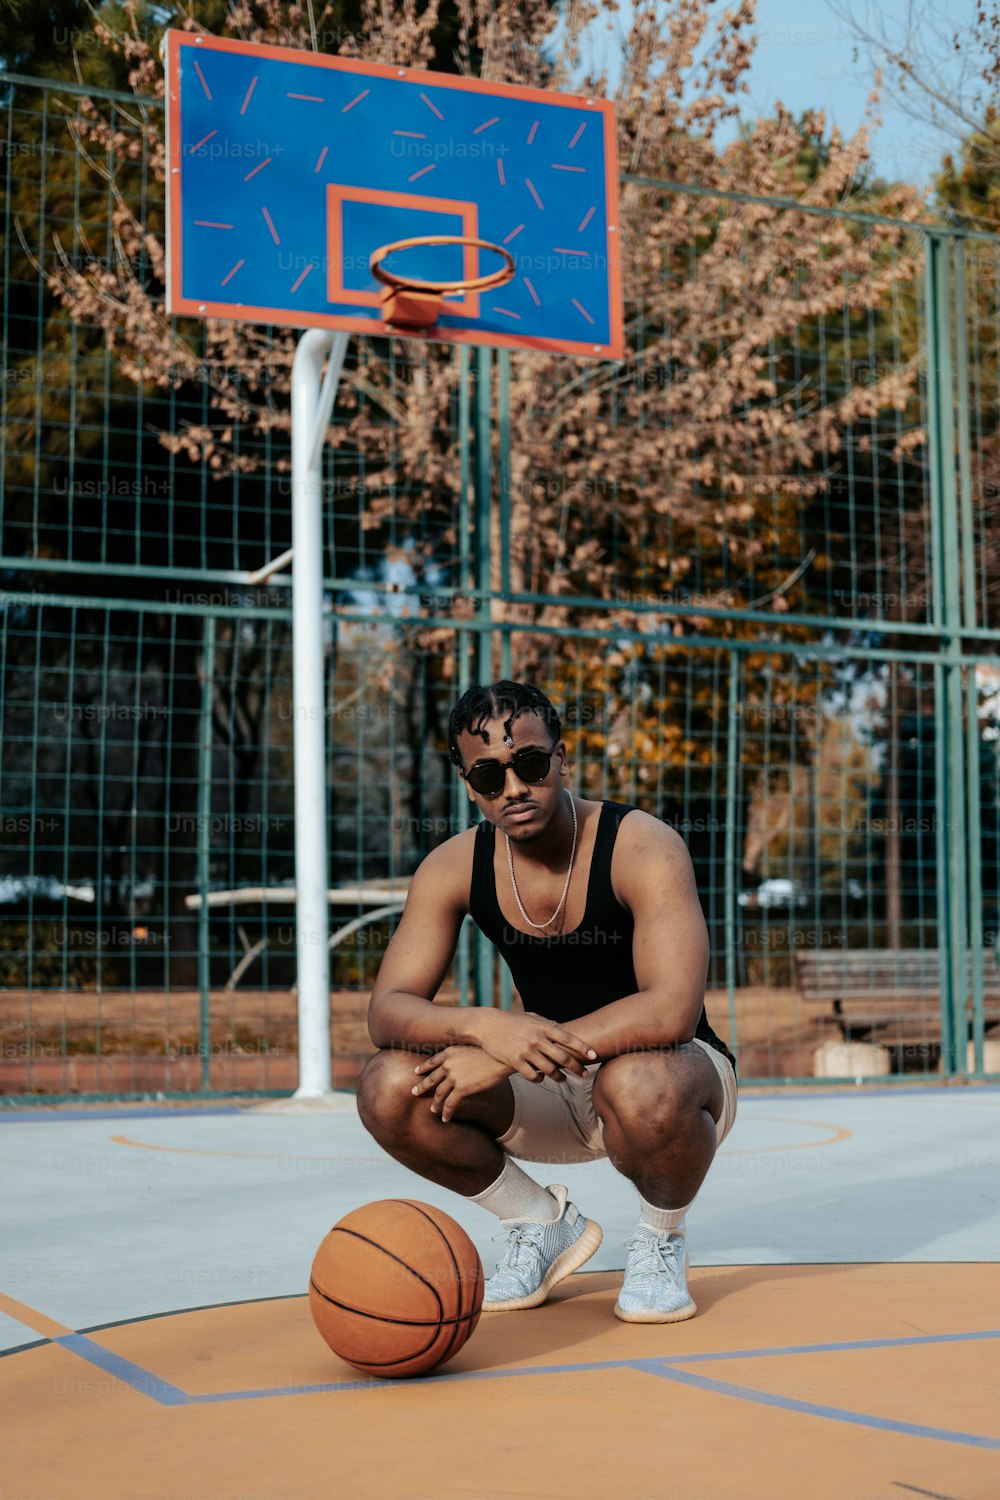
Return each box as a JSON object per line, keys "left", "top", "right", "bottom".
{"left": 164, "top": 30, "right": 625, "bottom": 360}
{"left": 326, "top": 186, "right": 480, "bottom": 318}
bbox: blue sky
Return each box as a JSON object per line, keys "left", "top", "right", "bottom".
{"left": 737, "top": 0, "right": 966, "bottom": 188}
{"left": 572, "top": 0, "right": 974, "bottom": 191}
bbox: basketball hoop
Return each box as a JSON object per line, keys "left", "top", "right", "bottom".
{"left": 369, "top": 235, "right": 516, "bottom": 331}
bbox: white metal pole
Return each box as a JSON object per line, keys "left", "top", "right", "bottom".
{"left": 291, "top": 328, "right": 349, "bottom": 1097}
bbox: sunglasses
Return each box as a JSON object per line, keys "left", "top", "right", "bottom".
{"left": 462, "top": 743, "right": 558, "bottom": 798}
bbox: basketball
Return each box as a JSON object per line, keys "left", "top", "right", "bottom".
{"left": 309, "top": 1199, "right": 484, "bottom": 1378}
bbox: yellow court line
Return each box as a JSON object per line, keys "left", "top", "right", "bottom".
{"left": 720, "top": 1118, "right": 853, "bottom": 1155}
{"left": 109, "top": 1117, "right": 851, "bottom": 1164}
{"left": 108, "top": 1133, "right": 379, "bottom": 1164}
{"left": 0, "top": 1291, "right": 75, "bottom": 1341}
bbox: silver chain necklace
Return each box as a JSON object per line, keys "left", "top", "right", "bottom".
{"left": 505, "top": 791, "right": 578, "bottom": 930}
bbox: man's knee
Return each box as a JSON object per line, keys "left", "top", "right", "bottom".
{"left": 593, "top": 1046, "right": 715, "bottom": 1140}
{"left": 356, "top": 1047, "right": 418, "bottom": 1131}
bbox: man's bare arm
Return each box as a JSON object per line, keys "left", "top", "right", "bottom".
{"left": 368, "top": 840, "right": 598, "bottom": 1078}
{"left": 564, "top": 814, "right": 710, "bottom": 1060}
{"left": 367, "top": 841, "right": 488, "bottom": 1053}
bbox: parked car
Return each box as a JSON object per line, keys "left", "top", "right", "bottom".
{"left": 738, "top": 878, "right": 811, "bottom": 910}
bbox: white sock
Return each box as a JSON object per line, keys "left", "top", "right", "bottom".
{"left": 468, "top": 1159, "right": 560, "bottom": 1222}
{"left": 638, "top": 1195, "right": 691, "bottom": 1235}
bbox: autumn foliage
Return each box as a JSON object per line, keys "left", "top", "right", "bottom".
{"left": 46, "top": 0, "right": 935, "bottom": 797}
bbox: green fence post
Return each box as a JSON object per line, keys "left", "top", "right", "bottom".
{"left": 965, "top": 667, "right": 986, "bottom": 1077}
{"left": 197, "top": 615, "right": 216, "bottom": 1090}
{"left": 724, "top": 652, "right": 740, "bottom": 1072}
{"left": 926, "top": 232, "right": 967, "bottom": 1079}
{"left": 954, "top": 235, "right": 986, "bottom": 1077}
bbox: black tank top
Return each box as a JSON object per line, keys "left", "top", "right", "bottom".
{"left": 469, "top": 799, "right": 736, "bottom": 1074}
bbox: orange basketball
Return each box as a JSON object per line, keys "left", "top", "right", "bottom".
{"left": 309, "top": 1199, "right": 484, "bottom": 1379}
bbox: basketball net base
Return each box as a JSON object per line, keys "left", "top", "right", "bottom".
{"left": 379, "top": 285, "right": 443, "bottom": 330}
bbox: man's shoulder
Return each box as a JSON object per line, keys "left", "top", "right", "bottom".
{"left": 607, "top": 810, "right": 702, "bottom": 927}
{"left": 411, "top": 827, "right": 479, "bottom": 910}
{"left": 418, "top": 825, "right": 479, "bottom": 861}
{"left": 612, "top": 805, "right": 688, "bottom": 856}
{"left": 610, "top": 808, "right": 695, "bottom": 905}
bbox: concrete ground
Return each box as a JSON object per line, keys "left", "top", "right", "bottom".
{"left": 3, "top": 1083, "right": 999, "bottom": 1350}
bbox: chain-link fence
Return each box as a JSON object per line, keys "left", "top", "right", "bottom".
{"left": 3, "top": 71, "right": 1000, "bottom": 1099}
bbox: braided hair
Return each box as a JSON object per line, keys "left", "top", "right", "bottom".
{"left": 447, "top": 680, "right": 561, "bottom": 767}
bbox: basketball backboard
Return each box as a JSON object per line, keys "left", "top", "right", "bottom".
{"left": 164, "top": 31, "right": 623, "bottom": 359}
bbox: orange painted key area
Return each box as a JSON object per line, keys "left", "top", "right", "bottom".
{"left": 4, "top": 1264, "right": 1000, "bottom": 1500}
{"left": 5, "top": 1088, "right": 1000, "bottom": 1499}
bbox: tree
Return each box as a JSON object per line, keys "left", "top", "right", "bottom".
{"left": 12, "top": 0, "right": 940, "bottom": 974}
{"left": 831, "top": 0, "right": 1000, "bottom": 228}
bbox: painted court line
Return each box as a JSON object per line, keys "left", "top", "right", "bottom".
{"left": 10, "top": 1304, "right": 999, "bottom": 1453}
{"left": 106, "top": 1114, "right": 849, "bottom": 1164}
{"left": 0, "top": 1107, "right": 248, "bottom": 1122}
{"left": 642, "top": 1363, "right": 1000, "bottom": 1452}
{"left": 52, "top": 1335, "right": 189, "bottom": 1406}
{"left": 721, "top": 1116, "right": 852, "bottom": 1153}
{"left": 667, "top": 1328, "right": 1000, "bottom": 1362}
{"left": 2, "top": 1086, "right": 995, "bottom": 1123}
{"left": 0, "top": 1292, "right": 75, "bottom": 1341}
{"left": 32, "top": 1333, "right": 1000, "bottom": 1450}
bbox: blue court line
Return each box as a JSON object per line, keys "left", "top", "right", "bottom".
{"left": 655, "top": 1328, "right": 1000, "bottom": 1362}
{"left": 3, "top": 1088, "right": 997, "bottom": 1124}
{"left": 737, "top": 1085, "right": 1000, "bottom": 1101}
{"left": 642, "top": 1362, "right": 1000, "bottom": 1451}
{"left": 3, "top": 1088, "right": 998, "bottom": 1123}
{"left": 53, "top": 1335, "right": 190, "bottom": 1405}
{"left": 41, "top": 1324, "right": 1000, "bottom": 1454}
{"left": 157, "top": 1357, "right": 643, "bottom": 1401}
{"left": 0, "top": 1107, "right": 249, "bottom": 1123}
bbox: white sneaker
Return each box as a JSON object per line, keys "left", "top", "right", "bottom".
{"left": 482, "top": 1185, "right": 603, "bottom": 1312}
{"left": 614, "top": 1223, "right": 697, "bottom": 1323}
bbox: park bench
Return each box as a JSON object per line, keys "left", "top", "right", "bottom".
{"left": 795, "top": 948, "right": 1000, "bottom": 1046}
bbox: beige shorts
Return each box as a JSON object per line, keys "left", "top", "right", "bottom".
{"left": 494, "top": 1037, "right": 738, "bottom": 1165}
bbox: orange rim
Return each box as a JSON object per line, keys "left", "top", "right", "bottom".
{"left": 369, "top": 235, "right": 515, "bottom": 295}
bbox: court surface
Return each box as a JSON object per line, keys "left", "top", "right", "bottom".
{"left": 3, "top": 1084, "right": 999, "bottom": 1500}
